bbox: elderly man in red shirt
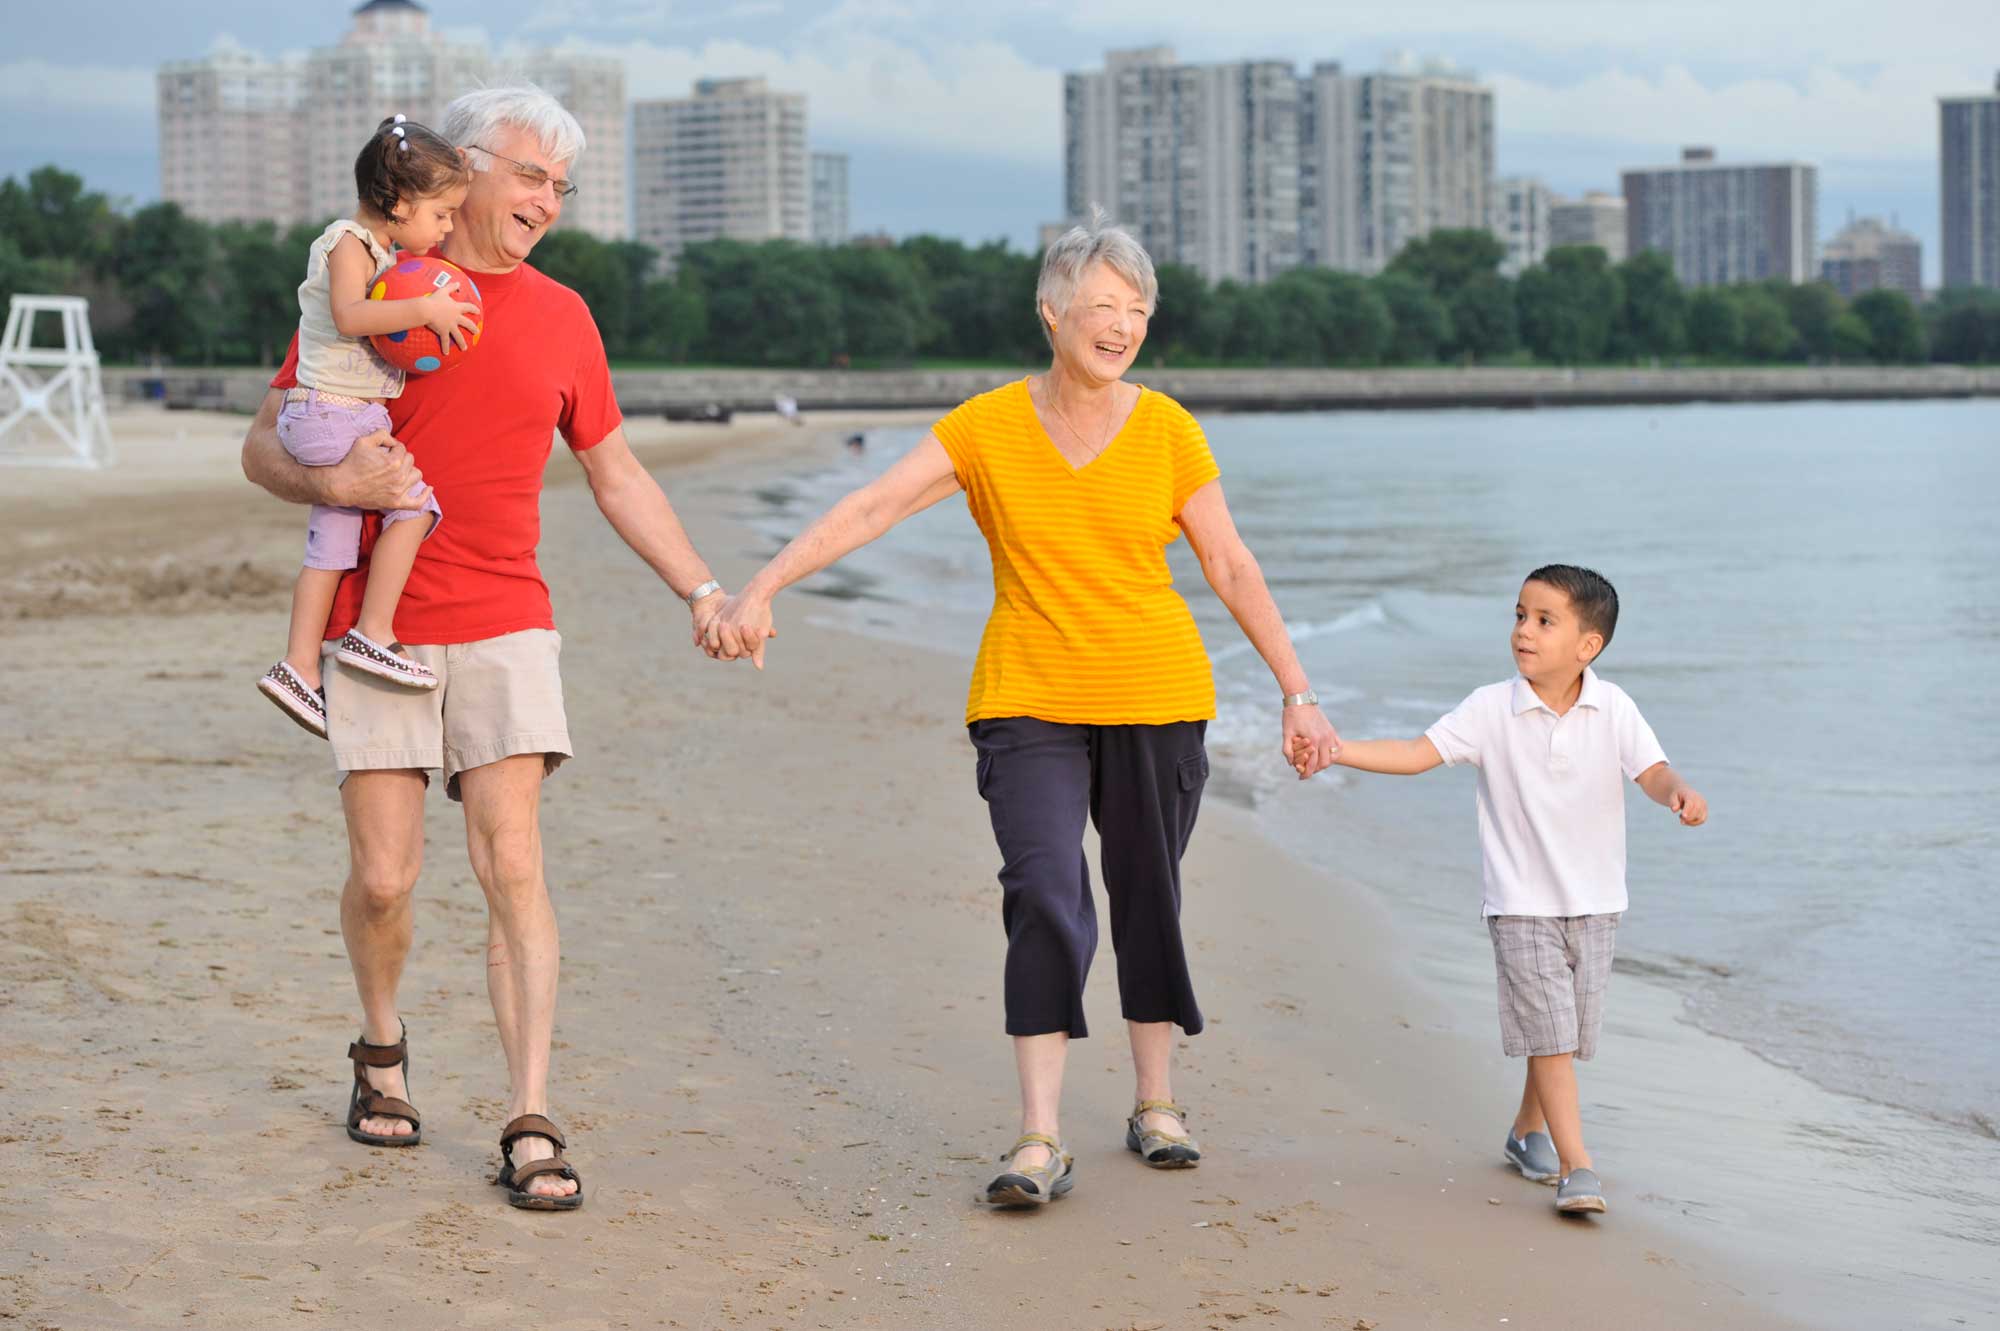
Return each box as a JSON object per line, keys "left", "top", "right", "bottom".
{"left": 242, "top": 86, "right": 725, "bottom": 1210}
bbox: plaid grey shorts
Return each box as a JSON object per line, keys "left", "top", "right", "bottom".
{"left": 1487, "top": 913, "right": 1621, "bottom": 1060}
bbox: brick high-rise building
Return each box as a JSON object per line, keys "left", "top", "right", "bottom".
{"left": 1622, "top": 147, "right": 1817, "bottom": 286}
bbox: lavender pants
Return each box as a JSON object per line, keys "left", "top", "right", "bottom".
{"left": 277, "top": 394, "right": 441, "bottom": 571}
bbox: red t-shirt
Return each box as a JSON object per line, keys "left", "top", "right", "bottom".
{"left": 271, "top": 257, "right": 621, "bottom": 645}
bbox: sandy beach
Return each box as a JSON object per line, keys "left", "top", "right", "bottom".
{"left": 1, "top": 406, "right": 1820, "bottom": 1330}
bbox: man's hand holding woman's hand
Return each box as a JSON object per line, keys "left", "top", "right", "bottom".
{"left": 693, "top": 589, "right": 777, "bottom": 669}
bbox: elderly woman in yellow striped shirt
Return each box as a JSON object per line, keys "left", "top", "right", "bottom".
{"left": 702, "top": 212, "right": 1341, "bottom": 1208}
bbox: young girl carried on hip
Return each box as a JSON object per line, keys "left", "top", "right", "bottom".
{"left": 256, "top": 115, "right": 482, "bottom": 738}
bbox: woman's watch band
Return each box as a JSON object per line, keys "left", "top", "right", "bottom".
{"left": 683, "top": 578, "right": 723, "bottom": 604}
{"left": 1281, "top": 689, "right": 1318, "bottom": 707}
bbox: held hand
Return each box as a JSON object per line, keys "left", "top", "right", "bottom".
{"left": 419, "top": 285, "right": 482, "bottom": 350}
{"left": 687, "top": 587, "right": 726, "bottom": 648}
{"left": 701, "top": 591, "right": 777, "bottom": 669}
{"left": 1282, "top": 704, "right": 1341, "bottom": 780}
{"left": 1671, "top": 786, "right": 1708, "bottom": 827}
{"left": 327, "top": 429, "right": 427, "bottom": 510}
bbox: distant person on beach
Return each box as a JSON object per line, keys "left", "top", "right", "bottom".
{"left": 255, "top": 116, "right": 480, "bottom": 737}
{"left": 1329, "top": 565, "right": 1708, "bottom": 1216}
{"left": 700, "top": 209, "right": 1342, "bottom": 1208}
{"left": 241, "top": 85, "right": 730, "bottom": 1211}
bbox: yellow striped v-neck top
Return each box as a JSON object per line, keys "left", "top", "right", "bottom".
{"left": 932, "top": 379, "right": 1220, "bottom": 726}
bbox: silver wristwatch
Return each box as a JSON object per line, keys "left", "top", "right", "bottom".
{"left": 1281, "top": 689, "right": 1318, "bottom": 707}
{"left": 683, "top": 578, "right": 723, "bottom": 604}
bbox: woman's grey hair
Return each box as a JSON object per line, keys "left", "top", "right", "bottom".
{"left": 1035, "top": 205, "right": 1158, "bottom": 347}
{"left": 441, "top": 84, "right": 587, "bottom": 168}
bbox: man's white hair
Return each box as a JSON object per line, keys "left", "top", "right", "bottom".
{"left": 440, "top": 84, "right": 586, "bottom": 168}
{"left": 1035, "top": 205, "right": 1158, "bottom": 348}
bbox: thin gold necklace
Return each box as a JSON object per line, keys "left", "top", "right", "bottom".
{"left": 1037, "top": 378, "right": 1115, "bottom": 463}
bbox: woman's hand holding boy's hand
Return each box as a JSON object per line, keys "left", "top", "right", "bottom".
{"left": 1283, "top": 705, "right": 1341, "bottom": 780}
{"left": 419, "top": 285, "right": 482, "bottom": 350}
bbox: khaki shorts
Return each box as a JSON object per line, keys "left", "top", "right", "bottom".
{"left": 323, "top": 628, "right": 571, "bottom": 802}
{"left": 1487, "top": 912, "right": 1620, "bottom": 1061}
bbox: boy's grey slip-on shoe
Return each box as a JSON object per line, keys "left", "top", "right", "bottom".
{"left": 1504, "top": 1130, "right": 1561, "bottom": 1184}
{"left": 1556, "top": 1168, "right": 1607, "bottom": 1214}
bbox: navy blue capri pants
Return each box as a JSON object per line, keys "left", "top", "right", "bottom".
{"left": 968, "top": 715, "right": 1209, "bottom": 1039}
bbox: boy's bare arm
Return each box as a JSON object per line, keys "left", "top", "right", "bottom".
{"left": 1332, "top": 736, "right": 1444, "bottom": 775}
{"left": 1636, "top": 761, "right": 1708, "bottom": 826}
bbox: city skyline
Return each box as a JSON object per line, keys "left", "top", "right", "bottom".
{"left": 3, "top": 0, "right": 1995, "bottom": 284}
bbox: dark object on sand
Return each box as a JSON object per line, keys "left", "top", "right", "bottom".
{"left": 663, "top": 402, "right": 732, "bottom": 424}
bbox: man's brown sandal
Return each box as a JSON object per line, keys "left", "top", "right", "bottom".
{"left": 345, "top": 1024, "right": 422, "bottom": 1148}
{"left": 493, "top": 1114, "right": 585, "bottom": 1211}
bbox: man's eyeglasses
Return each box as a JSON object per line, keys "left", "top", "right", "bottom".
{"left": 470, "top": 144, "right": 578, "bottom": 200}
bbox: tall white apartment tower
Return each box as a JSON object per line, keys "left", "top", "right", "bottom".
{"left": 508, "top": 51, "right": 629, "bottom": 240}
{"left": 1494, "top": 176, "right": 1552, "bottom": 276}
{"left": 1302, "top": 62, "right": 1496, "bottom": 274}
{"left": 158, "top": 42, "right": 307, "bottom": 225}
{"left": 156, "top": 0, "right": 630, "bottom": 239}
{"left": 1063, "top": 48, "right": 1301, "bottom": 284}
{"left": 302, "top": 0, "right": 489, "bottom": 224}
{"left": 632, "top": 78, "right": 811, "bottom": 268}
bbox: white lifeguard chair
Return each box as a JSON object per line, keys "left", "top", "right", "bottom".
{"left": 0, "top": 294, "right": 115, "bottom": 468}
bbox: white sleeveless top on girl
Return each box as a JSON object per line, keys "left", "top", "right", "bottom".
{"left": 293, "top": 219, "right": 404, "bottom": 400}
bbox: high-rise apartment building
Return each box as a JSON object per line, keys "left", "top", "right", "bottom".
{"left": 1622, "top": 147, "right": 1817, "bottom": 286}
{"left": 633, "top": 78, "right": 810, "bottom": 268}
{"left": 508, "top": 50, "right": 629, "bottom": 241}
{"left": 1820, "top": 216, "right": 1923, "bottom": 302}
{"left": 1064, "top": 50, "right": 1492, "bottom": 283}
{"left": 300, "top": 0, "right": 489, "bottom": 225}
{"left": 1064, "top": 48, "right": 1300, "bottom": 284}
{"left": 1547, "top": 191, "right": 1628, "bottom": 260}
{"left": 158, "top": 43, "right": 306, "bottom": 226}
{"left": 1940, "top": 73, "right": 2000, "bottom": 289}
{"left": 811, "top": 152, "right": 850, "bottom": 245}
{"left": 156, "top": 0, "right": 627, "bottom": 239}
{"left": 1303, "top": 63, "right": 1495, "bottom": 274}
{"left": 1494, "top": 176, "right": 1551, "bottom": 276}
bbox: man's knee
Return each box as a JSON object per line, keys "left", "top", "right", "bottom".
{"left": 347, "top": 854, "right": 420, "bottom": 915}
{"left": 472, "top": 832, "right": 543, "bottom": 900}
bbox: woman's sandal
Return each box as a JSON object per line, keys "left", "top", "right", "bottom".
{"left": 345, "top": 1025, "right": 422, "bottom": 1148}
{"left": 983, "top": 1132, "right": 1074, "bottom": 1207}
{"left": 493, "top": 1114, "right": 585, "bottom": 1211}
{"left": 1126, "top": 1099, "right": 1201, "bottom": 1168}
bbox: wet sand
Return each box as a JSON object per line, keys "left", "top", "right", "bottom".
{"left": 0, "top": 406, "right": 1812, "bottom": 1328}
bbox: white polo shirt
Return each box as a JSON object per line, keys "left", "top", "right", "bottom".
{"left": 1425, "top": 668, "right": 1668, "bottom": 918}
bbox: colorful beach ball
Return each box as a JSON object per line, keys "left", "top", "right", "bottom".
{"left": 368, "top": 255, "right": 483, "bottom": 375}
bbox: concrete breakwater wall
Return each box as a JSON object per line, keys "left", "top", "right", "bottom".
{"left": 104, "top": 365, "right": 2000, "bottom": 417}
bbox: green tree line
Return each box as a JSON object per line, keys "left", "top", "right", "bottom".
{"left": 6, "top": 164, "right": 2000, "bottom": 369}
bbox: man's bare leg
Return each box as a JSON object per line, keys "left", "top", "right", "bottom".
{"left": 339, "top": 768, "right": 428, "bottom": 1138}
{"left": 459, "top": 755, "right": 575, "bottom": 1200}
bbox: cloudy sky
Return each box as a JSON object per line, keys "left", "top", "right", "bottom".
{"left": 3, "top": 0, "right": 1994, "bottom": 283}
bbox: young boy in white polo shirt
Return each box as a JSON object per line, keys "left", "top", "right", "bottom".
{"left": 1326, "top": 565, "right": 1707, "bottom": 1215}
